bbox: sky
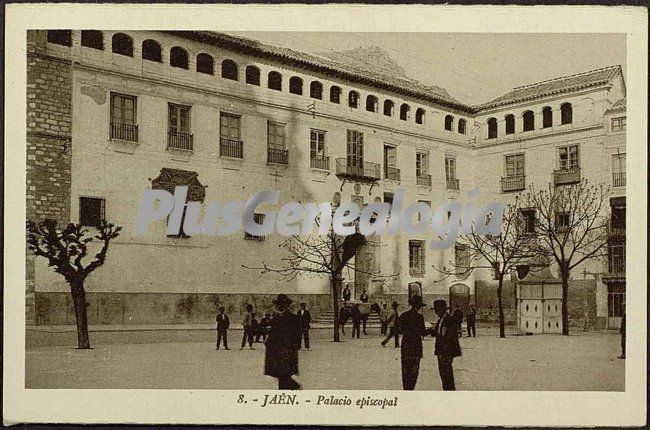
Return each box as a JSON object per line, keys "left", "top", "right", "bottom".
{"left": 228, "top": 32, "right": 626, "bottom": 105}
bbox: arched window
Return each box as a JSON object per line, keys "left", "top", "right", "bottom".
{"left": 560, "top": 102, "right": 573, "bottom": 125}
{"left": 289, "top": 77, "right": 303, "bottom": 95}
{"left": 221, "top": 59, "right": 238, "bottom": 81}
{"left": 170, "top": 47, "right": 189, "bottom": 69}
{"left": 330, "top": 86, "right": 341, "bottom": 104}
{"left": 245, "top": 66, "right": 260, "bottom": 85}
{"left": 445, "top": 115, "right": 454, "bottom": 131}
{"left": 310, "top": 81, "right": 323, "bottom": 99}
{"left": 142, "top": 39, "right": 162, "bottom": 62}
{"left": 112, "top": 33, "right": 133, "bottom": 57}
{"left": 365, "top": 95, "right": 378, "bottom": 113}
{"left": 505, "top": 114, "right": 515, "bottom": 134}
{"left": 81, "top": 30, "right": 103, "bottom": 50}
{"left": 542, "top": 106, "right": 553, "bottom": 128}
{"left": 522, "top": 110, "right": 535, "bottom": 131}
{"left": 47, "top": 30, "right": 72, "bottom": 47}
{"left": 458, "top": 118, "right": 467, "bottom": 134}
{"left": 415, "top": 108, "right": 426, "bottom": 125}
{"left": 384, "top": 100, "right": 394, "bottom": 117}
{"left": 196, "top": 53, "right": 214, "bottom": 75}
{"left": 268, "top": 71, "right": 282, "bottom": 91}
{"left": 487, "top": 118, "right": 498, "bottom": 139}
{"left": 348, "top": 91, "right": 359, "bottom": 108}
{"left": 400, "top": 104, "right": 411, "bottom": 121}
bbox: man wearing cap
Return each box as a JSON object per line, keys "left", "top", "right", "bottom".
{"left": 397, "top": 295, "right": 428, "bottom": 390}
{"left": 264, "top": 294, "right": 302, "bottom": 390}
{"left": 432, "top": 299, "right": 462, "bottom": 390}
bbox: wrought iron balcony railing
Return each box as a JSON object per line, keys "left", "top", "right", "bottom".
{"left": 446, "top": 178, "right": 460, "bottom": 191}
{"left": 335, "top": 158, "right": 380, "bottom": 181}
{"left": 267, "top": 148, "right": 289, "bottom": 165}
{"left": 167, "top": 131, "right": 193, "bottom": 151}
{"left": 553, "top": 167, "right": 581, "bottom": 186}
{"left": 501, "top": 175, "right": 526, "bottom": 192}
{"left": 384, "top": 166, "right": 401, "bottom": 181}
{"left": 310, "top": 155, "right": 330, "bottom": 170}
{"left": 220, "top": 138, "right": 243, "bottom": 159}
{"left": 416, "top": 173, "right": 431, "bottom": 187}
{"left": 110, "top": 122, "right": 138, "bottom": 142}
{"left": 612, "top": 172, "right": 626, "bottom": 187}
{"left": 608, "top": 245, "right": 625, "bottom": 274}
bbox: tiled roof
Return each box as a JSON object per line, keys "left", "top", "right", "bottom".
{"left": 605, "top": 98, "right": 626, "bottom": 114}
{"left": 168, "top": 31, "right": 469, "bottom": 111}
{"left": 476, "top": 65, "right": 624, "bottom": 111}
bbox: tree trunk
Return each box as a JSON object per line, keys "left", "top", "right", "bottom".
{"left": 331, "top": 273, "right": 341, "bottom": 342}
{"left": 561, "top": 270, "right": 570, "bottom": 336}
{"left": 70, "top": 280, "right": 91, "bottom": 349}
{"left": 497, "top": 277, "right": 506, "bottom": 338}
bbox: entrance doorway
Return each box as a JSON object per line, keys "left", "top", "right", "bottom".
{"left": 449, "top": 283, "right": 470, "bottom": 314}
{"left": 607, "top": 282, "right": 625, "bottom": 329}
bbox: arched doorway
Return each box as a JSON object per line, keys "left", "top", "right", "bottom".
{"left": 449, "top": 283, "right": 470, "bottom": 314}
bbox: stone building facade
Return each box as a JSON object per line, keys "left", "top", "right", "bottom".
{"left": 26, "top": 30, "right": 626, "bottom": 328}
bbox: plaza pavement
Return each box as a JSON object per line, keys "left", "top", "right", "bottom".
{"left": 25, "top": 324, "right": 624, "bottom": 391}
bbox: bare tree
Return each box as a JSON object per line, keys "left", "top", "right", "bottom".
{"left": 433, "top": 199, "right": 538, "bottom": 338}
{"left": 520, "top": 180, "right": 609, "bottom": 335}
{"left": 244, "top": 228, "right": 389, "bottom": 342}
{"left": 26, "top": 219, "right": 122, "bottom": 348}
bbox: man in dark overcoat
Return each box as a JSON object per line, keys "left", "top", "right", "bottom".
{"left": 432, "top": 299, "right": 462, "bottom": 390}
{"left": 452, "top": 304, "right": 464, "bottom": 338}
{"left": 343, "top": 284, "right": 352, "bottom": 304}
{"left": 215, "top": 306, "right": 230, "bottom": 350}
{"left": 618, "top": 302, "right": 626, "bottom": 359}
{"left": 297, "top": 302, "right": 311, "bottom": 350}
{"left": 264, "top": 294, "right": 302, "bottom": 390}
{"left": 397, "top": 295, "right": 427, "bottom": 390}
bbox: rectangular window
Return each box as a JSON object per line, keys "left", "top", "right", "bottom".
{"left": 445, "top": 157, "right": 457, "bottom": 180}
{"left": 267, "top": 122, "right": 286, "bottom": 150}
{"left": 408, "top": 240, "right": 425, "bottom": 276}
{"left": 555, "top": 211, "right": 570, "bottom": 232}
{"left": 417, "top": 200, "right": 431, "bottom": 222}
{"left": 455, "top": 243, "right": 470, "bottom": 276}
{"left": 310, "top": 129, "right": 326, "bottom": 158}
{"left": 505, "top": 154, "right": 525, "bottom": 177}
{"left": 110, "top": 93, "right": 138, "bottom": 141}
{"left": 244, "top": 213, "right": 266, "bottom": 241}
{"left": 220, "top": 113, "right": 240, "bottom": 140}
{"left": 558, "top": 145, "right": 579, "bottom": 170}
{"left": 168, "top": 103, "right": 191, "bottom": 134}
{"left": 383, "top": 145, "right": 398, "bottom": 179}
{"left": 520, "top": 209, "right": 536, "bottom": 234}
{"left": 346, "top": 130, "right": 364, "bottom": 166}
{"left": 416, "top": 152, "right": 429, "bottom": 175}
{"left": 351, "top": 195, "right": 364, "bottom": 211}
{"left": 611, "top": 116, "right": 626, "bottom": 132}
{"left": 79, "top": 197, "right": 105, "bottom": 228}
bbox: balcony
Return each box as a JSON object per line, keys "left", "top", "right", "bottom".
{"left": 417, "top": 173, "right": 431, "bottom": 187}
{"left": 553, "top": 167, "right": 581, "bottom": 186}
{"left": 501, "top": 175, "right": 526, "bottom": 192}
{"left": 110, "top": 122, "right": 138, "bottom": 142}
{"left": 220, "top": 138, "right": 243, "bottom": 159}
{"left": 608, "top": 223, "right": 626, "bottom": 238}
{"left": 167, "top": 131, "right": 193, "bottom": 151}
{"left": 612, "top": 172, "right": 626, "bottom": 187}
{"left": 335, "top": 158, "right": 380, "bottom": 182}
{"left": 267, "top": 148, "right": 289, "bottom": 165}
{"left": 384, "top": 166, "right": 401, "bottom": 181}
{"left": 446, "top": 178, "right": 460, "bottom": 191}
{"left": 310, "top": 155, "right": 330, "bottom": 170}
{"left": 607, "top": 245, "right": 625, "bottom": 275}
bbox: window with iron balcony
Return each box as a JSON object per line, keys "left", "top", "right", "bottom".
{"left": 309, "top": 130, "right": 329, "bottom": 170}
{"left": 110, "top": 93, "right": 138, "bottom": 142}
{"left": 167, "top": 103, "right": 192, "bottom": 151}
{"left": 267, "top": 122, "right": 288, "bottom": 165}
{"left": 445, "top": 157, "right": 459, "bottom": 190}
{"left": 220, "top": 113, "right": 243, "bottom": 158}
{"left": 554, "top": 145, "right": 580, "bottom": 185}
{"left": 501, "top": 154, "right": 525, "bottom": 192}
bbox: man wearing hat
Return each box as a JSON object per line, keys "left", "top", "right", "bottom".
{"left": 397, "top": 295, "right": 428, "bottom": 390}
{"left": 381, "top": 301, "right": 400, "bottom": 347}
{"left": 264, "top": 294, "right": 302, "bottom": 390}
{"left": 432, "top": 299, "right": 462, "bottom": 390}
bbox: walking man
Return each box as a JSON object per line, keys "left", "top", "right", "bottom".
{"left": 466, "top": 305, "right": 477, "bottom": 337}
{"left": 351, "top": 304, "right": 362, "bottom": 339}
{"left": 264, "top": 294, "right": 302, "bottom": 390}
{"left": 432, "top": 299, "right": 462, "bottom": 390}
{"left": 240, "top": 304, "right": 255, "bottom": 350}
{"left": 343, "top": 284, "right": 352, "bottom": 304}
{"left": 452, "top": 304, "right": 464, "bottom": 338}
{"left": 381, "top": 301, "right": 400, "bottom": 347}
{"left": 215, "top": 306, "right": 230, "bottom": 350}
{"left": 297, "top": 302, "right": 311, "bottom": 350}
{"left": 398, "top": 295, "right": 427, "bottom": 390}
{"left": 379, "top": 303, "right": 389, "bottom": 335}
{"left": 618, "top": 302, "right": 625, "bottom": 359}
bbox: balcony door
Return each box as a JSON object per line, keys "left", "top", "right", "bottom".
{"left": 347, "top": 130, "right": 364, "bottom": 176}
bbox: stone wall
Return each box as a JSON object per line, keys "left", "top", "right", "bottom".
{"left": 26, "top": 30, "right": 73, "bottom": 324}
{"left": 34, "top": 292, "right": 331, "bottom": 325}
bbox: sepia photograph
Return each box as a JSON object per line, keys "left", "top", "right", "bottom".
{"left": 4, "top": 4, "right": 647, "bottom": 427}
